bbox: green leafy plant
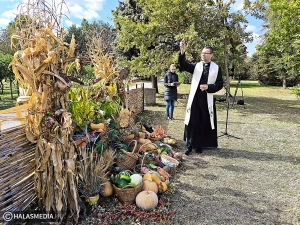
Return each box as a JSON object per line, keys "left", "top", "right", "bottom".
{"left": 95, "top": 141, "right": 106, "bottom": 154}
{"left": 292, "top": 86, "right": 300, "bottom": 98}
{"left": 98, "top": 99, "right": 121, "bottom": 119}
{"left": 68, "top": 87, "right": 96, "bottom": 130}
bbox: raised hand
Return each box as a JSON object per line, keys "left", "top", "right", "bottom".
{"left": 180, "top": 40, "right": 186, "bottom": 54}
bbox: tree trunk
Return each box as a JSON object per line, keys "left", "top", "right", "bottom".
{"left": 283, "top": 75, "right": 286, "bottom": 89}
{"left": 151, "top": 75, "right": 158, "bottom": 93}
{"left": 0, "top": 80, "right": 3, "bottom": 94}
{"left": 224, "top": 39, "right": 231, "bottom": 101}
{"left": 9, "top": 79, "right": 13, "bottom": 99}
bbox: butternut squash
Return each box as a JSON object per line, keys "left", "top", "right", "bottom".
{"left": 90, "top": 122, "right": 106, "bottom": 130}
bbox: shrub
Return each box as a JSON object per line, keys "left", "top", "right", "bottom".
{"left": 177, "top": 71, "right": 191, "bottom": 84}
{"left": 292, "top": 86, "right": 300, "bottom": 98}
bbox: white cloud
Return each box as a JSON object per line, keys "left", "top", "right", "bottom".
{"left": 0, "top": 18, "right": 11, "bottom": 27}
{"left": 62, "top": 0, "right": 105, "bottom": 20}
{"left": 66, "top": 4, "right": 99, "bottom": 20}
{"left": 2, "top": 9, "right": 18, "bottom": 20}
{"left": 231, "top": 0, "right": 244, "bottom": 11}
{"left": 246, "top": 24, "right": 256, "bottom": 32}
{"left": 64, "top": 19, "right": 73, "bottom": 27}
{"left": 85, "top": 0, "right": 105, "bottom": 11}
{"left": 252, "top": 32, "right": 260, "bottom": 40}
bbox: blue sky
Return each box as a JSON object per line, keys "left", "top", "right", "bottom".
{"left": 0, "top": 0, "right": 263, "bottom": 56}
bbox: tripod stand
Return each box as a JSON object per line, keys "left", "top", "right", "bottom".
{"left": 231, "top": 75, "right": 245, "bottom": 109}
{"left": 218, "top": 86, "right": 242, "bottom": 139}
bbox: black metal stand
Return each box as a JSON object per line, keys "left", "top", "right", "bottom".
{"left": 218, "top": 87, "right": 242, "bottom": 139}
{"left": 231, "top": 76, "right": 245, "bottom": 109}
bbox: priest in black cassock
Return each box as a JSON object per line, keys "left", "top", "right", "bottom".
{"left": 178, "top": 41, "right": 223, "bottom": 155}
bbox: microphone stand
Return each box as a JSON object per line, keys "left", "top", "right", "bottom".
{"left": 218, "top": 86, "right": 242, "bottom": 139}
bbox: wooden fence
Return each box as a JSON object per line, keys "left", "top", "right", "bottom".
{"left": 126, "top": 83, "right": 145, "bottom": 114}
{"left": 0, "top": 125, "right": 36, "bottom": 224}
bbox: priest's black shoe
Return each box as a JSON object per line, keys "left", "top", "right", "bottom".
{"left": 196, "top": 148, "right": 203, "bottom": 154}
{"left": 184, "top": 147, "right": 192, "bottom": 155}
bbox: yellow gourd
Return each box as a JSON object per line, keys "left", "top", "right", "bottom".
{"left": 124, "top": 133, "right": 135, "bottom": 140}
{"left": 90, "top": 122, "right": 106, "bottom": 130}
{"left": 157, "top": 181, "right": 168, "bottom": 193}
{"left": 142, "top": 171, "right": 168, "bottom": 193}
{"left": 143, "top": 173, "right": 153, "bottom": 181}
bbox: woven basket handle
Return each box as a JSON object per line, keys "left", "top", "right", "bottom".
{"left": 129, "top": 139, "right": 138, "bottom": 154}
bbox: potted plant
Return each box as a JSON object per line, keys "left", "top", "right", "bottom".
{"left": 77, "top": 144, "right": 115, "bottom": 205}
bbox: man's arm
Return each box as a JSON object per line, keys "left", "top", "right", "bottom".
{"left": 178, "top": 52, "right": 195, "bottom": 74}
{"left": 207, "top": 68, "right": 224, "bottom": 93}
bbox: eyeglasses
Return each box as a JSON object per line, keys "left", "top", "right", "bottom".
{"left": 201, "top": 52, "right": 212, "bottom": 55}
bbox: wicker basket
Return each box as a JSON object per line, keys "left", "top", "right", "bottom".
{"left": 138, "top": 143, "right": 159, "bottom": 165}
{"left": 138, "top": 153, "right": 158, "bottom": 165}
{"left": 138, "top": 142, "right": 158, "bottom": 154}
{"left": 113, "top": 182, "right": 143, "bottom": 204}
{"left": 116, "top": 140, "right": 139, "bottom": 170}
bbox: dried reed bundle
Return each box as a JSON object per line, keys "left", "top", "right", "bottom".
{"left": 77, "top": 146, "right": 115, "bottom": 198}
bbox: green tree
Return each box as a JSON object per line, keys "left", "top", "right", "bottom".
{"left": 0, "top": 52, "right": 14, "bottom": 97}
{"left": 113, "top": 0, "right": 253, "bottom": 94}
{"left": 246, "top": 0, "right": 300, "bottom": 87}
{"left": 0, "top": 15, "right": 29, "bottom": 55}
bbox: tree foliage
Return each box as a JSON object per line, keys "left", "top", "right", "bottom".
{"left": 0, "top": 52, "right": 14, "bottom": 94}
{"left": 253, "top": 0, "right": 300, "bottom": 87}
{"left": 113, "top": 0, "right": 253, "bottom": 88}
{"left": 63, "top": 19, "right": 116, "bottom": 57}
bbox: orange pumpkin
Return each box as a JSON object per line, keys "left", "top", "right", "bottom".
{"left": 142, "top": 180, "right": 158, "bottom": 193}
{"left": 100, "top": 181, "right": 113, "bottom": 197}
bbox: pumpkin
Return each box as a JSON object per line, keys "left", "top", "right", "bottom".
{"left": 142, "top": 180, "right": 158, "bottom": 193}
{"left": 100, "top": 181, "right": 113, "bottom": 197}
{"left": 135, "top": 190, "right": 158, "bottom": 210}
{"left": 142, "top": 171, "right": 168, "bottom": 193}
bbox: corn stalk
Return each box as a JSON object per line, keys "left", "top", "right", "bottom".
{"left": 9, "top": 0, "right": 79, "bottom": 222}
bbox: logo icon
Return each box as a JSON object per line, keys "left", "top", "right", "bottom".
{"left": 3, "top": 212, "right": 13, "bottom": 221}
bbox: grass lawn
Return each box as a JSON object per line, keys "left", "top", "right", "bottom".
{"left": 133, "top": 79, "right": 300, "bottom": 225}
{"left": 2, "top": 78, "right": 300, "bottom": 224}
{"left": 0, "top": 81, "right": 19, "bottom": 110}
